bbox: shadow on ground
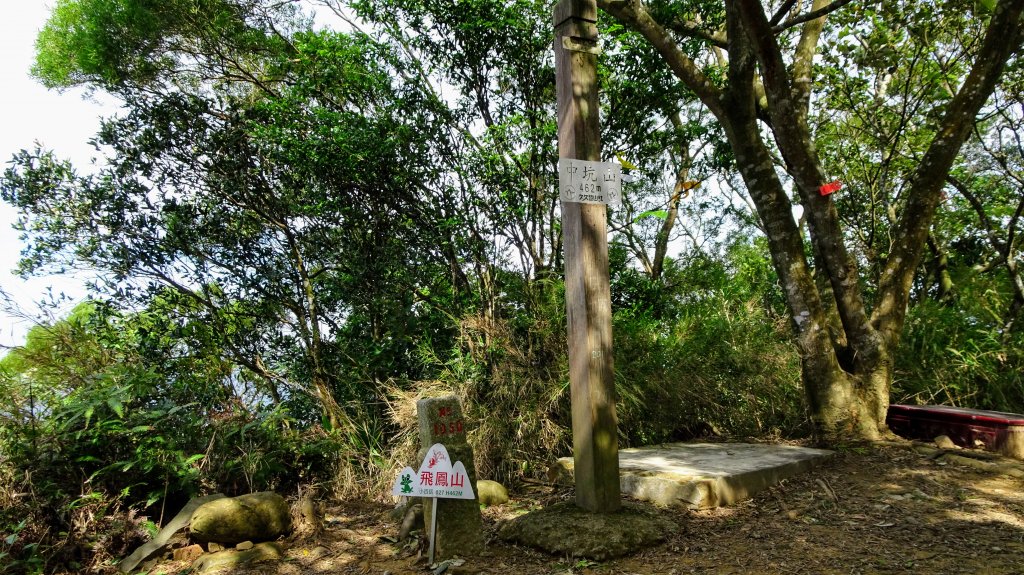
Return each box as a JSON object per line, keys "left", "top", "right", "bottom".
{"left": 138, "top": 442, "right": 1024, "bottom": 575}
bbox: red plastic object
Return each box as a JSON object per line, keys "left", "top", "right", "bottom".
{"left": 887, "top": 404, "right": 1024, "bottom": 459}
{"left": 818, "top": 180, "right": 842, "bottom": 196}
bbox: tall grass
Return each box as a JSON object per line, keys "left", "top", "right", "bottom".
{"left": 894, "top": 292, "right": 1024, "bottom": 412}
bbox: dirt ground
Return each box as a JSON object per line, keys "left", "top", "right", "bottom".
{"left": 151, "top": 441, "right": 1024, "bottom": 575}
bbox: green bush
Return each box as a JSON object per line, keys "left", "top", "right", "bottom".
{"left": 613, "top": 273, "right": 804, "bottom": 444}
{"left": 894, "top": 286, "right": 1024, "bottom": 412}
{"left": 0, "top": 304, "right": 357, "bottom": 573}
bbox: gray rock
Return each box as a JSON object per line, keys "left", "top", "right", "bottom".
{"left": 398, "top": 502, "right": 424, "bottom": 540}
{"left": 389, "top": 498, "right": 421, "bottom": 522}
{"left": 190, "top": 492, "right": 291, "bottom": 545}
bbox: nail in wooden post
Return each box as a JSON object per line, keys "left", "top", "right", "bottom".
{"left": 553, "top": 0, "right": 621, "bottom": 513}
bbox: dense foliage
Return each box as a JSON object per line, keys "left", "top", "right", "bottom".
{"left": 2, "top": 0, "right": 1023, "bottom": 572}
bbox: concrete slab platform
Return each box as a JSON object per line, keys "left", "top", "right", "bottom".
{"left": 553, "top": 442, "right": 833, "bottom": 509}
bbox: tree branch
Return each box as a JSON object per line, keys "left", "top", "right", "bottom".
{"left": 773, "top": 0, "right": 859, "bottom": 33}
{"left": 946, "top": 175, "right": 1005, "bottom": 254}
{"left": 598, "top": 0, "right": 725, "bottom": 118}
{"left": 792, "top": 0, "right": 831, "bottom": 109}
{"left": 664, "top": 16, "right": 728, "bottom": 49}
{"left": 769, "top": 0, "right": 799, "bottom": 25}
{"left": 873, "top": 0, "right": 1024, "bottom": 340}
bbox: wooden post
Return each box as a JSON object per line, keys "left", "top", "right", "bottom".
{"left": 554, "top": 0, "right": 621, "bottom": 513}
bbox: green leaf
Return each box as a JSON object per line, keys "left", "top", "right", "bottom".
{"left": 634, "top": 209, "right": 668, "bottom": 222}
{"left": 107, "top": 397, "right": 124, "bottom": 418}
{"left": 4, "top": 534, "right": 17, "bottom": 546}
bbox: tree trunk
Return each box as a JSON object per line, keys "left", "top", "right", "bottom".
{"left": 599, "top": 0, "right": 1024, "bottom": 442}
{"left": 723, "top": 103, "right": 889, "bottom": 441}
{"left": 927, "top": 235, "right": 955, "bottom": 304}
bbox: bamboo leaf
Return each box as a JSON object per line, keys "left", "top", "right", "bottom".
{"left": 107, "top": 397, "right": 124, "bottom": 418}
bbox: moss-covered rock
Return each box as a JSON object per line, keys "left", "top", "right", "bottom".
{"left": 189, "top": 492, "right": 291, "bottom": 544}
{"left": 477, "top": 480, "right": 509, "bottom": 506}
{"left": 191, "top": 542, "right": 284, "bottom": 574}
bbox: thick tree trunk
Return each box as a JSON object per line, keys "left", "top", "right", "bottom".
{"left": 719, "top": 2, "right": 889, "bottom": 441}
{"left": 724, "top": 110, "right": 889, "bottom": 440}
{"left": 600, "top": 0, "right": 1024, "bottom": 442}
{"left": 799, "top": 350, "right": 890, "bottom": 441}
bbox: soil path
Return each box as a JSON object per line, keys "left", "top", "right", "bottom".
{"left": 153, "top": 442, "right": 1024, "bottom": 574}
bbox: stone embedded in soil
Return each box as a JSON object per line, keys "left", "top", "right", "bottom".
{"left": 498, "top": 500, "right": 676, "bottom": 560}
{"left": 118, "top": 493, "right": 226, "bottom": 573}
{"left": 172, "top": 544, "right": 204, "bottom": 562}
{"left": 397, "top": 502, "right": 424, "bottom": 540}
{"left": 191, "top": 541, "right": 285, "bottom": 574}
{"left": 416, "top": 396, "right": 484, "bottom": 560}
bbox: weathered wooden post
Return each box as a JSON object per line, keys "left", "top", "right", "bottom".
{"left": 553, "top": 0, "right": 621, "bottom": 513}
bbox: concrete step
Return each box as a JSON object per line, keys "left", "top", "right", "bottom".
{"left": 553, "top": 442, "right": 833, "bottom": 508}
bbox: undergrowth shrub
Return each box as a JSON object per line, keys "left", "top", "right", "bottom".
{"left": 384, "top": 249, "right": 806, "bottom": 490}
{"left": 0, "top": 387, "right": 352, "bottom": 573}
{"left": 386, "top": 279, "right": 574, "bottom": 488}
{"left": 894, "top": 292, "right": 1024, "bottom": 412}
{"left": 614, "top": 298, "right": 804, "bottom": 444}
{"left": 0, "top": 465, "right": 153, "bottom": 575}
{"left": 612, "top": 243, "right": 805, "bottom": 442}
{"left": 0, "top": 320, "right": 351, "bottom": 572}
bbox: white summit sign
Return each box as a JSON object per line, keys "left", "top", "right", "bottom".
{"left": 390, "top": 443, "right": 475, "bottom": 500}
{"left": 390, "top": 443, "right": 476, "bottom": 564}
{"left": 558, "top": 158, "right": 622, "bottom": 206}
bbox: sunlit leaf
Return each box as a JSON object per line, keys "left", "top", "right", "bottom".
{"left": 635, "top": 209, "right": 668, "bottom": 221}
